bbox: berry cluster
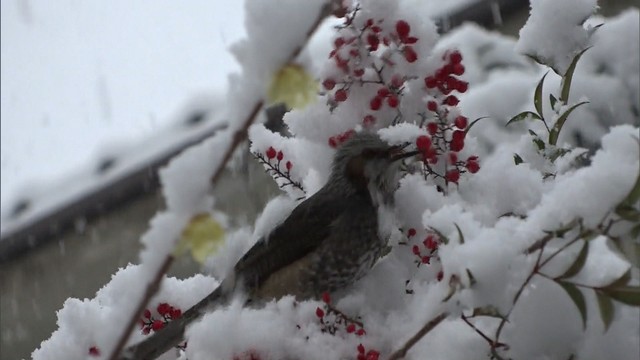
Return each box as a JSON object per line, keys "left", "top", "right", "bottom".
{"left": 415, "top": 50, "right": 480, "bottom": 184}
{"left": 315, "top": 292, "right": 366, "bottom": 336}
{"left": 328, "top": 129, "right": 356, "bottom": 148}
{"left": 255, "top": 146, "right": 304, "bottom": 194}
{"left": 140, "top": 302, "right": 183, "bottom": 337}
{"left": 356, "top": 343, "right": 381, "bottom": 360}
{"left": 320, "top": 6, "right": 481, "bottom": 185}
{"left": 322, "top": 6, "right": 424, "bottom": 135}
{"left": 407, "top": 229, "right": 441, "bottom": 266}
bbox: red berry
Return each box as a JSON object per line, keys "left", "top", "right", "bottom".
{"left": 143, "top": 309, "right": 151, "bottom": 319}
{"left": 350, "top": 48, "right": 360, "bottom": 57}
{"left": 452, "top": 63, "right": 465, "bottom": 75}
{"left": 403, "top": 46, "right": 418, "bottom": 63}
{"left": 358, "top": 344, "right": 366, "bottom": 354}
{"left": 387, "top": 95, "right": 399, "bottom": 108}
{"left": 170, "top": 308, "right": 182, "bottom": 319}
{"left": 316, "top": 307, "right": 325, "bottom": 318}
{"left": 89, "top": 346, "right": 100, "bottom": 356}
{"left": 353, "top": 68, "right": 365, "bottom": 77}
{"left": 157, "top": 303, "right": 171, "bottom": 316}
{"left": 322, "top": 292, "right": 331, "bottom": 304}
{"left": 437, "top": 270, "right": 444, "bottom": 281}
{"left": 371, "top": 25, "right": 382, "bottom": 33}
{"left": 346, "top": 323, "right": 356, "bottom": 333}
{"left": 391, "top": 75, "right": 404, "bottom": 88}
{"left": 448, "top": 152, "right": 458, "bottom": 164}
{"left": 445, "top": 95, "right": 459, "bottom": 106}
{"left": 370, "top": 96, "right": 383, "bottom": 111}
{"left": 363, "top": 115, "right": 376, "bottom": 126}
{"left": 427, "top": 122, "right": 438, "bottom": 135}
{"left": 356, "top": 329, "right": 366, "bottom": 336}
{"left": 427, "top": 101, "right": 438, "bottom": 112}
{"left": 446, "top": 169, "right": 460, "bottom": 183}
{"left": 334, "top": 37, "right": 345, "bottom": 48}
{"left": 276, "top": 151, "right": 283, "bottom": 161}
{"left": 454, "top": 116, "right": 468, "bottom": 129}
{"left": 416, "top": 135, "right": 432, "bottom": 152}
{"left": 142, "top": 326, "right": 151, "bottom": 335}
{"left": 423, "top": 235, "right": 438, "bottom": 250}
{"left": 407, "top": 228, "right": 417, "bottom": 237}
{"left": 377, "top": 87, "right": 390, "bottom": 97}
{"left": 335, "top": 89, "right": 348, "bottom": 102}
{"left": 450, "top": 50, "right": 463, "bottom": 64}
{"left": 396, "top": 20, "right": 411, "bottom": 39}
{"left": 151, "top": 320, "right": 165, "bottom": 331}
{"left": 367, "top": 350, "right": 381, "bottom": 360}
{"left": 266, "top": 147, "right": 277, "bottom": 159}
{"left": 286, "top": 161, "right": 293, "bottom": 171}
{"left": 466, "top": 160, "right": 480, "bottom": 173}
{"left": 424, "top": 76, "right": 437, "bottom": 89}
{"left": 450, "top": 131, "right": 465, "bottom": 151}
{"left": 450, "top": 139, "right": 464, "bottom": 152}
{"left": 412, "top": 245, "right": 420, "bottom": 255}
{"left": 421, "top": 256, "right": 431, "bottom": 264}
{"left": 322, "top": 78, "right": 336, "bottom": 90}
{"left": 367, "top": 34, "right": 380, "bottom": 51}
{"left": 456, "top": 81, "right": 468, "bottom": 93}
{"left": 404, "top": 36, "right": 418, "bottom": 44}
{"left": 365, "top": 19, "right": 374, "bottom": 27}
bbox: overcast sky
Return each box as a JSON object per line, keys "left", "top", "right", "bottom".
{"left": 1, "top": 0, "right": 245, "bottom": 208}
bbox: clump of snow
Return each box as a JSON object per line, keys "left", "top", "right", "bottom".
{"left": 32, "top": 265, "right": 216, "bottom": 360}
{"left": 516, "top": 0, "right": 598, "bottom": 74}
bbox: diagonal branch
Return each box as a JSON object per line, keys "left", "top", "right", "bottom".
{"left": 107, "top": 3, "right": 335, "bottom": 360}
{"left": 387, "top": 312, "right": 448, "bottom": 360}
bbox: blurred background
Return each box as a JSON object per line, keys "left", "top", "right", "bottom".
{"left": 0, "top": 1, "right": 636, "bottom": 359}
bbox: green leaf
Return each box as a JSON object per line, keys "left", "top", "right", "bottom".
{"left": 560, "top": 47, "right": 592, "bottom": 104}
{"left": 557, "top": 281, "right": 587, "bottom": 329}
{"left": 533, "top": 137, "right": 546, "bottom": 151}
{"left": 549, "top": 93, "right": 558, "bottom": 110}
{"left": 549, "top": 101, "right": 589, "bottom": 145}
{"left": 558, "top": 241, "right": 589, "bottom": 279}
{"left": 595, "top": 291, "right": 615, "bottom": 331}
{"left": 630, "top": 224, "right": 640, "bottom": 241}
{"left": 466, "top": 268, "right": 476, "bottom": 286}
{"left": 514, "top": 153, "right": 524, "bottom": 165}
{"left": 534, "top": 72, "right": 549, "bottom": 118}
{"left": 506, "top": 111, "right": 541, "bottom": 126}
{"left": 604, "top": 268, "right": 631, "bottom": 289}
{"left": 614, "top": 204, "right": 640, "bottom": 222}
{"left": 430, "top": 227, "right": 449, "bottom": 245}
{"left": 604, "top": 286, "right": 640, "bottom": 306}
{"left": 528, "top": 129, "right": 538, "bottom": 137}
{"left": 465, "top": 116, "right": 489, "bottom": 134}
{"left": 454, "top": 223, "right": 465, "bottom": 245}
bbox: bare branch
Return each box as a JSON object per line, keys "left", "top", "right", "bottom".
{"left": 387, "top": 312, "right": 448, "bottom": 360}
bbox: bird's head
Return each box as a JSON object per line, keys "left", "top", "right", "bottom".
{"left": 329, "top": 132, "right": 419, "bottom": 205}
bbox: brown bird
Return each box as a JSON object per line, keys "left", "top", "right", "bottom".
{"left": 120, "top": 132, "right": 418, "bottom": 359}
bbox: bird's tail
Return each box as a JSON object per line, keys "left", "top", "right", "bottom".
{"left": 119, "top": 284, "right": 225, "bottom": 360}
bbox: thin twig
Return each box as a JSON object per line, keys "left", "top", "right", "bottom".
{"left": 387, "top": 312, "right": 448, "bottom": 360}
{"left": 108, "top": 256, "right": 173, "bottom": 360}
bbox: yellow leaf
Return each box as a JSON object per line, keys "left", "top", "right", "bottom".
{"left": 175, "top": 214, "right": 225, "bottom": 264}
{"left": 267, "top": 64, "right": 318, "bottom": 109}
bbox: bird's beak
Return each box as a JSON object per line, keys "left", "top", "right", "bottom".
{"left": 389, "top": 145, "right": 421, "bottom": 162}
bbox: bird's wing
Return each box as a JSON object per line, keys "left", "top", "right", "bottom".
{"left": 234, "top": 189, "right": 344, "bottom": 287}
